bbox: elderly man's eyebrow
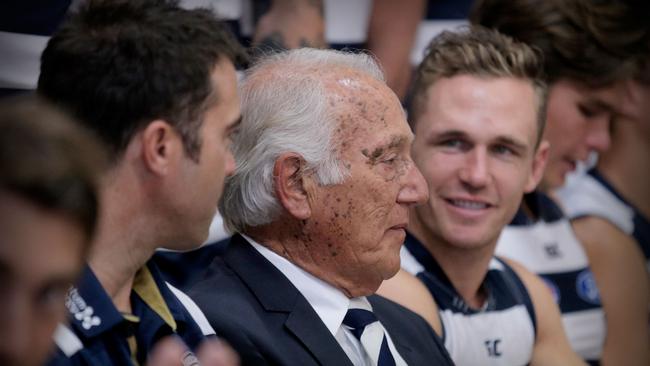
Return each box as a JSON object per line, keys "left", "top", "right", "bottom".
{"left": 362, "top": 135, "right": 409, "bottom": 162}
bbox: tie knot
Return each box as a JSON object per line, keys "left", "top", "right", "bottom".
{"left": 343, "top": 308, "right": 378, "bottom": 339}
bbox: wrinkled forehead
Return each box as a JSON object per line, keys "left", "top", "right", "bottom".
{"left": 325, "top": 72, "right": 406, "bottom": 136}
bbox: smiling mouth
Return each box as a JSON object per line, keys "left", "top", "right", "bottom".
{"left": 445, "top": 199, "right": 491, "bottom": 210}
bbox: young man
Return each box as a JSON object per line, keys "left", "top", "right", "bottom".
{"left": 555, "top": 0, "right": 650, "bottom": 290}
{"left": 378, "top": 27, "right": 585, "bottom": 365}
{"left": 473, "top": 1, "right": 650, "bottom": 364}
{"left": 0, "top": 96, "right": 104, "bottom": 366}
{"left": 37, "top": 0, "right": 244, "bottom": 364}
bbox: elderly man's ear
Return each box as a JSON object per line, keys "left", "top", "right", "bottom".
{"left": 273, "top": 153, "right": 313, "bottom": 220}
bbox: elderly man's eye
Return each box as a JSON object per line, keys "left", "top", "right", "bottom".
{"left": 382, "top": 155, "right": 398, "bottom": 165}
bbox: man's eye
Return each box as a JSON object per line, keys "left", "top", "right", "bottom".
{"left": 578, "top": 104, "right": 597, "bottom": 118}
{"left": 439, "top": 139, "right": 467, "bottom": 150}
{"left": 492, "top": 145, "right": 515, "bottom": 156}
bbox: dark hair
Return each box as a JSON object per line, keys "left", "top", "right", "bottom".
{"left": 561, "top": 0, "right": 650, "bottom": 84}
{"left": 409, "top": 26, "right": 548, "bottom": 146}
{"left": 38, "top": 0, "right": 246, "bottom": 161}
{"left": 0, "top": 95, "right": 105, "bottom": 240}
{"left": 470, "top": 0, "right": 640, "bottom": 87}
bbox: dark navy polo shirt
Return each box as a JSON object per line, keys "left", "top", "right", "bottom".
{"left": 47, "top": 260, "right": 211, "bottom": 365}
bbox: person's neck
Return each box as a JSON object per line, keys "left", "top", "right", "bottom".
{"left": 246, "top": 220, "right": 377, "bottom": 299}
{"left": 408, "top": 208, "right": 496, "bottom": 309}
{"left": 87, "top": 176, "right": 156, "bottom": 313}
{"left": 597, "top": 125, "right": 650, "bottom": 219}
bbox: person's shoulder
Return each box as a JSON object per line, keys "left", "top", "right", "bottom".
{"left": 188, "top": 254, "right": 246, "bottom": 308}
{"left": 369, "top": 294, "right": 453, "bottom": 364}
{"left": 187, "top": 254, "right": 269, "bottom": 330}
{"left": 370, "top": 293, "right": 418, "bottom": 316}
{"left": 376, "top": 269, "right": 441, "bottom": 333}
{"left": 154, "top": 237, "right": 231, "bottom": 291}
{"left": 185, "top": 261, "right": 280, "bottom": 366}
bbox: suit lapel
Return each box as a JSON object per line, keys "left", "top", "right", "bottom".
{"left": 369, "top": 296, "right": 415, "bottom": 363}
{"left": 224, "top": 235, "right": 353, "bottom": 366}
{"left": 285, "top": 300, "right": 354, "bottom": 366}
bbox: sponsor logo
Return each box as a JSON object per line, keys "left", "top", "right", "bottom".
{"left": 66, "top": 287, "right": 102, "bottom": 330}
{"left": 576, "top": 270, "right": 601, "bottom": 305}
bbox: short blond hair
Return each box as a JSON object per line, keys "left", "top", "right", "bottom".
{"left": 409, "top": 26, "right": 547, "bottom": 146}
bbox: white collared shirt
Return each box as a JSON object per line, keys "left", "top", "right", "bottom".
{"left": 243, "top": 234, "right": 371, "bottom": 365}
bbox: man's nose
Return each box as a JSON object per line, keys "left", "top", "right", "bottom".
{"left": 458, "top": 148, "right": 489, "bottom": 189}
{"left": 397, "top": 162, "right": 429, "bottom": 205}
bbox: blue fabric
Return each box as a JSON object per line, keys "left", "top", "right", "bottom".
{"left": 188, "top": 234, "right": 454, "bottom": 365}
{"left": 405, "top": 233, "right": 537, "bottom": 328}
{"left": 588, "top": 168, "right": 650, "bottom": 260}
{"left": 46, "top": 260, "right": 208, "bottom": 366}
{"left": 343, "top": 308, "right": 397, "bottom": 366}
{"left": 510, "top": 191, "right": 565, "bottom": 226}
{"left": 425, "top": 0, "right": 474, "bottom": 19}
{"left": 154, "top": 238, "right": 230, "bottom": 291}
{"left": 0, "top": 0, "right": 71, "bottom": 35}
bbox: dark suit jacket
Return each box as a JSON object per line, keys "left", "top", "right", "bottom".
{"left": 189, "top": 234, "right": 454, "bottom": 366}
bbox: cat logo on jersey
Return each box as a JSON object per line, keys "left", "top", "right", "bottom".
{"left": 576, "top": 269, "right": 601, "bottom": 305}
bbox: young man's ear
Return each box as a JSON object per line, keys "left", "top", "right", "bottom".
{"left": 525, "top": 140, "right": 550, "bottom": 193}
{"left": 137, "top": 120, "right": 184, "bottom": 176}
{"left": 273, "top": 153, "right": 312, "bottom": 220}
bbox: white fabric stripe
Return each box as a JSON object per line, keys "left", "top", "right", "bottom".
{"left": 557, "top": 173, "right": 635, "bottom": 234}
{"left": 360, "top": 323, "right": 384, "bottom": 364}
{"left": 167, "top": 282, "right": 216, "bottom": 336}
{"left": 561, "top": 309, "right": 605, "bottom": 360}
{"left": 488, "top": 258, "right": 505, "bottom": 270}
{"left": 325, "top": 0, "right": 372, "bottom": 44}
{"left": 0, "top": 31, "right": 49, "bottom": 89}
{"left": 53, "top": 323, "right": 83, "bottom": 357}
{"left": 496, "top": 219, "right": 589, "bottom": 273}
{"left": 348, "top": 298, "right": 407, "bottom": 366}
{"left": 400, "top": 246, "right": 425, "bottom": 275}
{"left": 439, "top": 305, "right": 534, "bottom": 365}
{"left": 179, "top": 0, "right": 242, "bottom": 19}
{"left": 382, "top": 326, "right": 408, "bottom": 366}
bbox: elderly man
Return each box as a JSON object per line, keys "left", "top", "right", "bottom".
{"left": 189, "top": 48, "right": 453, "bottom": 365}
{"left": 37, "top": 0, "right": 243, "bottom": 364}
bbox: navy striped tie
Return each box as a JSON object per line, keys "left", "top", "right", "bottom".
{"left": 343, "top": 307, "right": 397, "bottom": 366}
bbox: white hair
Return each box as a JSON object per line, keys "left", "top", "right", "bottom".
{"left": 220, "top": 48, "right": 385, "bottom": 233}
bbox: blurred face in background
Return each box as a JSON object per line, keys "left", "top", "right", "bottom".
{"left": 0, "top": 192, "right": 86, "bottom": 366}
{"left": 541, "top": 79, "right": 621, "bottom": 190}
